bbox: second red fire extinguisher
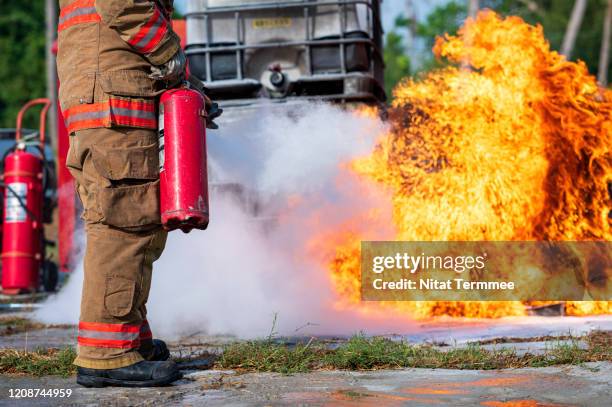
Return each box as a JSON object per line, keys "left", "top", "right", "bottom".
{"left": 159, "top": 87, "right": 210, "bottom": 233}
{"left": 1, "top": 99, "right": 51, "bottom": 294}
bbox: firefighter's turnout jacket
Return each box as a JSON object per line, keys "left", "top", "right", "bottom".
{"left": 58, "top": 0, "right": 179, "bottom": 369}
{"left": 57, "top": 0, "right": 180, "bottom": 133}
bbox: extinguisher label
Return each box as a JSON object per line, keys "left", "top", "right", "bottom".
{"left": 159, "top": 105, "right": 165, "bottom": 172}
{"left": 4, "top": 182, "right": 27, "bottom": 223}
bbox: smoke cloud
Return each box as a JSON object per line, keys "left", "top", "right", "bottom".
{"left": 36, "top": 102, "right": 415, "bottom": 338}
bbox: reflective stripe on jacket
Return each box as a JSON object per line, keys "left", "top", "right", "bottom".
{"left": 57, "top": 0, "right": 180, "bottom": 133}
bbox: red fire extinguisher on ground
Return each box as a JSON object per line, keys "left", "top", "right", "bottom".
{"left": 1, "top": 99, "right": 51, "bottom": 294}
{"left": 159, "top": 87, "right": 209, "bottom": 233}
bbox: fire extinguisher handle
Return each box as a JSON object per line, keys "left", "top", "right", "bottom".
{"left": 184, "top": 74, "right": 222, "bottom": 129}
{"left": 206, "top": 103, "right": 223, "bottom": 130}
{"left": 15, "top": 98, "right": 52, "bottom": 151}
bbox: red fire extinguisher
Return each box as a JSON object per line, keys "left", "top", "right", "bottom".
{"left": 1, "top": 99, "right": 51, "bottom": 294}
{"left": 159, "top": 87, "right": 209, "bottom": 233}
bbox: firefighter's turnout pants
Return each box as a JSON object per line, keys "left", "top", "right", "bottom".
{"left": 57, "top": 0, "right": 181, "bottom": 369}
{"left": 67, "top": 128, "right": 167, "bottom": 369}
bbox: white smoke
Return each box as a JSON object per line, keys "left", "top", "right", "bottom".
{"left": 36, "top": 102, "right": 415, "bottom": 338}
{"left": 34, "top": 228, "right": 84, "bottom": 324}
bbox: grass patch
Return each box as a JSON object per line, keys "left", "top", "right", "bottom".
{"left": 0, "top": 331, "right": 609, "bottom": 376}
{"left": 217, "top": 338, "right": 323, "bottom": 373}
{"left": 0, "top": 348, "right": 76, "bottom": 377}
{"left": 216, "top": 331, "right": 611, "bottom": 373}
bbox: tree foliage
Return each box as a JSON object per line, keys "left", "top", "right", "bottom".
{"left": 384, "top": 16, "right": 412, "bottom": 98}
{"left": 416, "top": 1, "right": 467, "bottom": 72}
{"left": 487, "top": 0, "right": 610, "bottom": 79}
{"left": 416, "top": 1, "right": 467, "bottom": 51}
{"left": 0, "top": 0, "right": 46, "bottom": 129}
{"left": 384, "top": 0, "right": 611, "bottom": 94}
{"left": 433, "top": 0, "right": 610, "bottom": 78}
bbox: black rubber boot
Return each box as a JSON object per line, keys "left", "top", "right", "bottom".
{"left": 149, "top": 339, "right": 170, "bottom": 361}
{"left": 76, "top": 360, "right": 182, "bottom": 388}
{"left": 139, "top": 339, "right": 171, "bottom": 361}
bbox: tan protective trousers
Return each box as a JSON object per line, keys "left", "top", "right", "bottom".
{"left": 67, "top": 127, "right": 167, "bottom": 369}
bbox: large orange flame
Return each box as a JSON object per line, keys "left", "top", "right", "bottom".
{"left": 326, "top": 11, "right": 611, "bottom": 318}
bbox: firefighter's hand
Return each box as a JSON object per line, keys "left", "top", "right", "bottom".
{"left": 202, "top": 94, "right": 223, "bottom": 130}
{"left": 187, "top": 75, "right": 223, "bottom": 129}
{"left": 149, "top": 48, "right": 186, "bottom": 83}
{"left": 206, "top": 102, "right": 223, "bottom": 130}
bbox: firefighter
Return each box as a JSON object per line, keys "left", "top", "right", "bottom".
{"left": 56, "top": 0, "right": 220, "bottom": 387}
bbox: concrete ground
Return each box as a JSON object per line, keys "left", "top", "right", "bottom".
{"left": 0, "top": 363, "right": 610, "bottom": 406}
{"left": 1, "top": 314, "right": 611, "bottom": 406}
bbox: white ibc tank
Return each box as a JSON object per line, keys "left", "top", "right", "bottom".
{"left": 186, "top": 0, "right": 371, "bottom": 46}
{"left": 189, "top": 0, "right": 304, "bottom": 8}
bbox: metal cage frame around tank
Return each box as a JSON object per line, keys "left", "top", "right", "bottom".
{"left": 184, "top": 0, "right": 386, "bottom": 102}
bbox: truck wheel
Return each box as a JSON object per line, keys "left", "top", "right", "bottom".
{"left": 42, "top": 260, "right": 59, "bottom": 292}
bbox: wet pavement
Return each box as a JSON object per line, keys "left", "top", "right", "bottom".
{"left": 0, "top": 363, "right": 609, "bottom": 406}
